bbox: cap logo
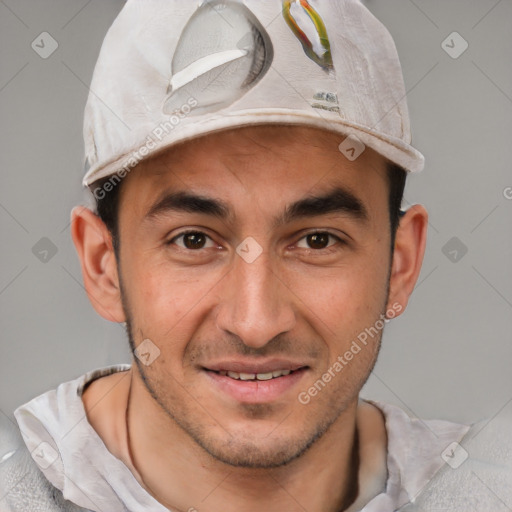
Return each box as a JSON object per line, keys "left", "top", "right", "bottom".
{"left": 282, "top": 0, "right": 333, "bottom": 71}
{"left": 311, "top": 91, "right": 339, "bottom": 112}
{"left": 163, "top": 0, "right": 273, "bottom": 115}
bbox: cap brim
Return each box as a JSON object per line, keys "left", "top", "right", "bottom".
{"left": 83, "top": 108, "right": 424, "bottom": 187}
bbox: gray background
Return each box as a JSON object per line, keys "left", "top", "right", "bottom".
{"left": 0, "top": 0, "right": 511, "bottom": 427}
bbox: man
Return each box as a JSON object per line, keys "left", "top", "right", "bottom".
{"left": 1, "top": 0, "right": 511, "bottom": 511}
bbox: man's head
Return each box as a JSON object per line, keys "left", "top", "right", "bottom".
{"left": 71, "top": 124, "right": 427, "bottom": 467}
{"left": 71, "top": 0, "right": 428, "bottom": 469}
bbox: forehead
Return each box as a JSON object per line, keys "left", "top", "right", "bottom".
{"left": 119, "top": 125, "right": 389, "bottom": 218}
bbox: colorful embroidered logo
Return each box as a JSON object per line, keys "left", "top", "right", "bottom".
{"left": 282, "top": 0, "right": 333, "bottom": 71}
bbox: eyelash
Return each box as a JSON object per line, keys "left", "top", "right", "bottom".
{"left": 167, "top": 229, "right": 345, "bottom": 254}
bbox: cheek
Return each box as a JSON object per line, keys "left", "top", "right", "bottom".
{"left": 290, "top": 247, "right": 390, "bottom": 360}
{"left": 122, "top": 256, "right": 222, "bottom": 342}
{"left": 296, "top": 256, "right": 388, "bottom": 323}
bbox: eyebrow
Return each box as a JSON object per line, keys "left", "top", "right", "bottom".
{"left": 276, "top": 186, "right": 368, "bottom": 227}
{"left": 144, "top": 186, "right": 368, "bottom": 227}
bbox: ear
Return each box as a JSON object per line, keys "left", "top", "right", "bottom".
{"left": 386, "top": 204, "right": 428, "bottom": 317}
{"left": 70, "top": 206, "right": 126, "bottom": 323}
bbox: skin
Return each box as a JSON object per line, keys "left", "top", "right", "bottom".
{"left": 72, "top": 125, "right": 428, "bottom": 511}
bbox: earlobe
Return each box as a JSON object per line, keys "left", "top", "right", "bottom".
{"left": 386, "top": 204, "right": 428, "bottom": 316}
{"left": 70, "top": 206, "right": 126, "bottom": 323}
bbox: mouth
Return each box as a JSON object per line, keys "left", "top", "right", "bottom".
{"left": 202, "top": 362, "right": 309, "bottom": 403}
{"left": 213, "top": 368, "right": 296, "bottom": 381}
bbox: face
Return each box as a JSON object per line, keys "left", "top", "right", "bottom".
{"left": 116, "top": 125, "right": 394, "bottom": 468}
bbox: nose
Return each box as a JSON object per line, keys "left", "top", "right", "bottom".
{"left": 215, "top": 250, "right": 296, "bottom": 349}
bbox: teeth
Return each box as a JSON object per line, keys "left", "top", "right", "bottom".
{"left": 220, "top": 369, "right": 293, "bottom": 380}
{"left": 256, "top": 372, "right": 273, "bottom": 380}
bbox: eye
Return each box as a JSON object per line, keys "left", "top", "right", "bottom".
{"left": 169, "top": 230, "right": 217, "bottom": 250}
{"left": 296, "top": 231, "right": 343, "bottom": 251}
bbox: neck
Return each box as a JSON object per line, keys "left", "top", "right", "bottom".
{"left": 125, "top": 371, "right": 363, "bottom": 512}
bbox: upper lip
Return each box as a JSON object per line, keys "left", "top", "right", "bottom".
{"left": 203, "top": 359, "right": 308, "bottom": 374}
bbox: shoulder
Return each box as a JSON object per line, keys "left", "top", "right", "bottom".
{"left": 1, "top": 365, "right": 130, "bottom": 511}
{"left": 0, "top": 414, "right": 89, "bottom": 511}
{"left": 398, "top": 402, "right": 512, "bottom": 511}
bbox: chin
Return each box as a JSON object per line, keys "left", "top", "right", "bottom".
{"left": 194, "top": 434, "right": 315, "bottom": 468}
{"left": 184, "top": 412, "right": 337, "bottom": 469}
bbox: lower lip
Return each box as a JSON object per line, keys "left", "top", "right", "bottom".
{"left": 204, "top": 369, "right": 307, "bottom": 404}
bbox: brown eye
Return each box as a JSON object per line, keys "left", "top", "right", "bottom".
{"left": 306, "top": 233, "right": 330, "bottom": 249}
{"left": 296, "top": 231, "right": 342, "bottom": 251}
{"left": 170, "top": 231, "right": 215, "bottom": 250}
{"left": 183, "top": 232, "right": 206, "bottom": 249}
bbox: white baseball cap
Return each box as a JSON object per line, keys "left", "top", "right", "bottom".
{"left": 82, "top": 0, "right": 424, "bottom": 187}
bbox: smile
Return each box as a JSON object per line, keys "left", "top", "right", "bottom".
{"left": 216, "top": 369, "right": 293, "bottom": 381}
{"left": 203, "top": 364, "right": 309, "bottom": 403}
